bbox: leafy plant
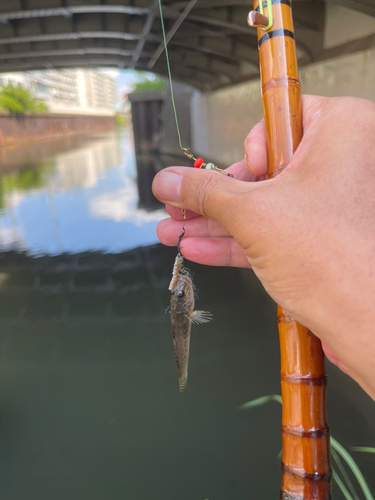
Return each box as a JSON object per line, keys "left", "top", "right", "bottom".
{"left": 0, "top": 85, "right": 48, "bottom": 114}
{"left": 240, "top": 395, "right": 374, "bottom": 500}
{"left": 115, "top": 113, "right": 129, "bottom": 126}
{"left": 351, "top": 447, "right": 375, "bottom": 454}
{"left": 131, "top": 72, "right": 164, "bottom": 93}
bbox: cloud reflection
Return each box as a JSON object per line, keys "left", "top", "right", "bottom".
{"left": 89, "top": 180, "right": 166, "bottom": 225}
{"left": 0, "top": 226, "right": 26, "bottom": 250}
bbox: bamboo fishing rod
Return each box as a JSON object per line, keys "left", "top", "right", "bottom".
{"left": 247, "top": 1, "right": 331, "bottom": 498}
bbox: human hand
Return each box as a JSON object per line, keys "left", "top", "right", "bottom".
{"left": 152, "top": 95, "right": 375, "bottom": 400}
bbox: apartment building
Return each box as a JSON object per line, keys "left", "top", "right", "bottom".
{"left": 0, "top": 72, "right": 27, "bottom": 88}
{"left": 0, "top": 69, "right": 117, "bottom": 115}
{"left": 76, "top": 70, "right": 116, "bottom": 111}
{"left": 31, "top": 70, "right": 79, "bottom": 108}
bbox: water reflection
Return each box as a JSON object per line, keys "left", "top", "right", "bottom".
{"left": 136, "top": 154, "right": 165, "bottom": 211}
{"left": 0, "top": 129, "right": 166, "bottom": 255}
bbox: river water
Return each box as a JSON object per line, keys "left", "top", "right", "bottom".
{"left": 0, "top": 129, "right": 373, "bottom": 500}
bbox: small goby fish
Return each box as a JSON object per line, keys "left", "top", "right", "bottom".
{"left": 170, "top": 274, "right": 212, "bottom": 393}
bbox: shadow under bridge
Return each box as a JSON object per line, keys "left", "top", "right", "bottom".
{"left": 0, "top": 0, "right": 351, "bottom": 91}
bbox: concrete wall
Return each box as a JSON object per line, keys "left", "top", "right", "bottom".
{"left": 158, "top": 80, "right": 196, "bottom": 156}
{"left": 191, "top": 5, "right": 375, "bottom": 166}
{"left": 324, "top": 4, "right": 375, "bottom": 48}
{"left": 0, "top": 113, "right": 115, "bottom": 147}
{"left": 192, "top": 48, "right": 375, "bottom": 166}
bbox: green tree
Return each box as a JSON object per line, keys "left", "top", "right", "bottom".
{"left": 131, "top": 72, "right": 164, "bottom": 93}
{"left": 0, "top": 85, "right": 48, "bottom": 114}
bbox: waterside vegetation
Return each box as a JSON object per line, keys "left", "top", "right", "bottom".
{"left": 0, "top": 85, "right": 49, "bottom": 115}
{"left": 131, "top": 72, "right": 164, "bottom": 93}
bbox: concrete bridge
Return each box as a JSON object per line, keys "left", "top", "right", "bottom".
{"left": 0, "top": 0, "right": 374, "bottom": 90}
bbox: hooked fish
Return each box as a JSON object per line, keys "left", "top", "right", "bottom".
{"left": 170, "top": 274, "right": 212, "bottom": 393}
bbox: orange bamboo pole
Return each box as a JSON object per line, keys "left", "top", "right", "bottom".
{"left": 249, "top": 1, "right": 331, "bottom": 498}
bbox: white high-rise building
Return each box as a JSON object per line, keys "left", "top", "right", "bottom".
{"left": 0, "top": 73, "right": 27, "bottom": 88}
{"left": 76, "top": 70, "right": 116, "bottom": 111}
{"left": 0, "top": 69, "right": 117, "bottom": 115}
{"left": 31, "top": 70, "right": 80, "bottom": 108}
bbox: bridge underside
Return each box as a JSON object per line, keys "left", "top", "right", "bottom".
{"left": 0, "top": 0, "right": 374, "bottom": 90}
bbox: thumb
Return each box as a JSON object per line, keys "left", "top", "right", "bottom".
{"left": 244, "top": 118, "right": 268, "bottom": 177}
{"left": 152, "top": 166, "right": 260, "bottom": 233}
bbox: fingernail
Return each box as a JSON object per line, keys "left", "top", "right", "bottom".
{"left": 153, "top": 171, "right": 181, "bottom": 202}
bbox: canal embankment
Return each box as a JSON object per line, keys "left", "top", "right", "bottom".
{"left": 0, "top": 111, "right": 115, "bottom": 147}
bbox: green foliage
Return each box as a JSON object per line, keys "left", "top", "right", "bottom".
{"left": 34, "top": 101, "right": 49, "bottom": 113}
{"left": 0, "top": 85, "right": 49, "bottom": 114}
{"left": 131, "top": 72, "right": 164, "bottom": 93}
{"left": 351, "top": 447, "right": 375, "bottom": 454}
{"left": 115, "top": 114, "right": 129, "bottom": 126}
{"left": 240, "top": 394, "right": 375, "bottom": 500}
{"left": 238, "top": 394, "right": 282, "bottom": 410}
{"left": 330, "top": 438, "right": 374, "bottom": 500}
{"left": 331, "top": 447, "right": 361, "bottom": 500}
{"left": 0, "top": 93, "right": 23, "bottom": 114}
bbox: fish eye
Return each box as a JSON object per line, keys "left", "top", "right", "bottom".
{"left": 177, "top": 290, "right": 185, "bottom": 299}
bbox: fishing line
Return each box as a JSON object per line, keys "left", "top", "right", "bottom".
{"left": 157, "top": 0, "right": 233, "bottom": 268}
{"left": 157, "top": 0, "right": 233, "bottom": 178}
{"left": 157, "top": 0, "right": 184, "bottom": 150}
{"left": 177, "top": 224, "right": 185, "bottom": 256}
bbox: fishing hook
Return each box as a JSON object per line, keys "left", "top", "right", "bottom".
{"left": 177, "top": 223, "right": 185, "bottom": 257}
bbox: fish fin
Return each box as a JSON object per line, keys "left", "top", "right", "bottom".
{"left": 190, "top": 310, "right": 213, "bottom": 325}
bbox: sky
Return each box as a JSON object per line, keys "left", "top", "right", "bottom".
{"left": 99, "top": 68, "right": 160, "bottom": 102}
